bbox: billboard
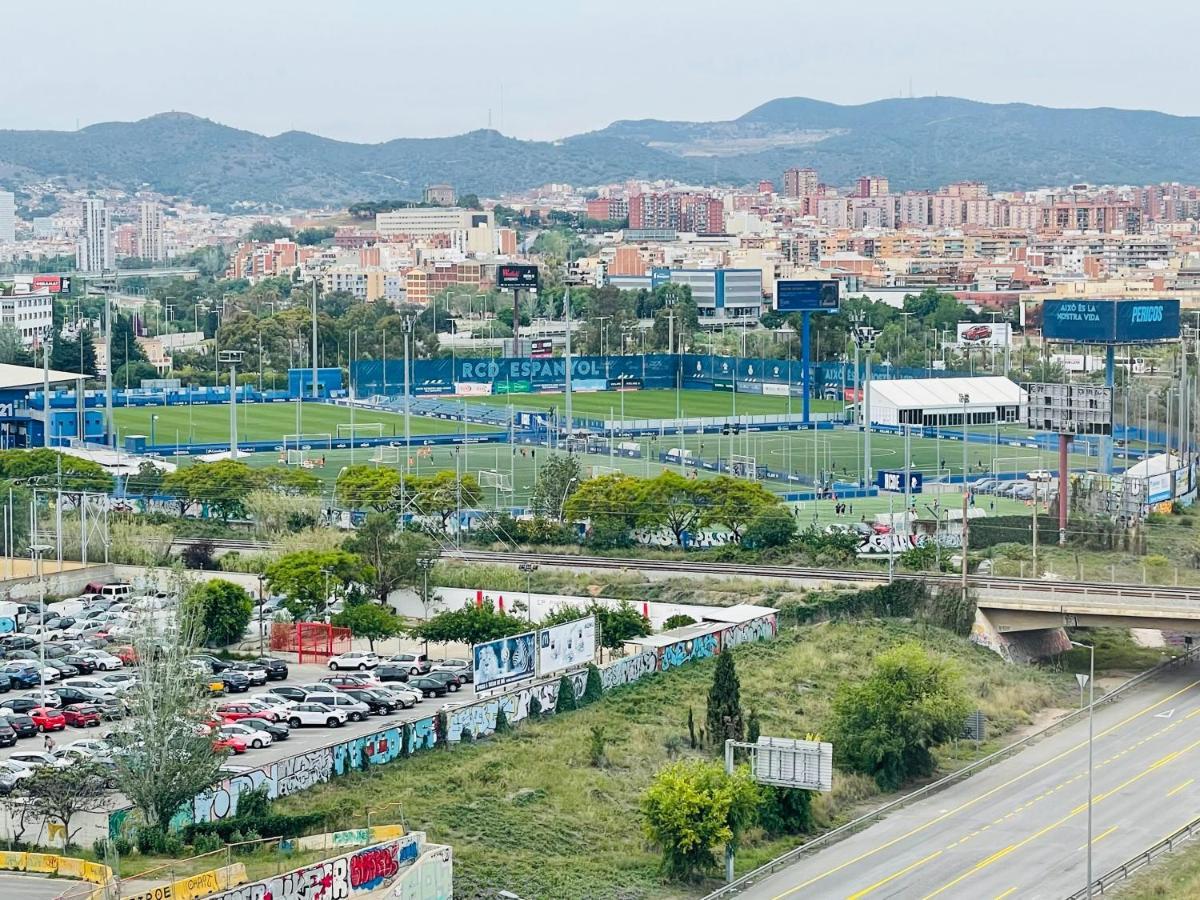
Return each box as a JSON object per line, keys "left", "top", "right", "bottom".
{"left": 1041, "top": 299, "right": 1180, "bottom": 344}
{"left": 753, "top": 737, "right": 834, "bottom": 792}
{"left": 876, "top": 470, "right": 923, "bottom": 493}
{"left": 473, "top": 631, "right": 536, "bottom": 692}
{"left": 530, "top": 338, "right": 553, "bottom": 359}
{"left": 537, "top": 615, "right": 596, "bottom": 677}
{"left": 496, "top": 264, "right": 540, "bottom": 290}
{"left": 775, "top": 280, "right": 840, "bottom": 313}
{"left": 957, "top": 322, "right": 1012, "bottom": 347}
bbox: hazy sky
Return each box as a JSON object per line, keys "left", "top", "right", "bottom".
{"left": 10, "top": 0, "right": 1200, "bottom": 142}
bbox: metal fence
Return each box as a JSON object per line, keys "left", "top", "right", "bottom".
{"left": 1064, "top": 814, "right": 1200, "bottom": 898}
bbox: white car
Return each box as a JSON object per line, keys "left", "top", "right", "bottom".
{"left": 52, "top": 747, "right": 100, "bottom": 766}
{"left": 1027, "top": 469, "right": 1053, "bottom": 482}
{"left": 10, "top": 751, "right": 70, "bottom": 770}
{"left": 76, "top": 650, "right": 123, "bottom": 671}
{"left": 377, "top": 686, "right": 421, "bottom": 708}
{"left": 249, "top": 694, "right": 295, "bottom": 718}
{"left": 219, "top": 723, "right": 273, "bottom": 750}
{"left": 298, "top": 692, "right": 371, "bottom": 722}
{"left": 63, "top": 738, "right": 112, "bottom": 757}
{"left": 63, "top": 678, "right": 122, "bottom": 698}
{"left": 327, "top": 651, "right": 379, "bottom": 671}
{"left": 98, "top": 672, "right": 138, "bottom": 690}
{"left": 285, "top": 703, "right": 348, "bottom": 728}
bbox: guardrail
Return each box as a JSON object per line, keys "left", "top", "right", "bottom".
{"left": 1063, "top": 814, "right": 1200, "bottom": 899}
{"left": 700, "top": 647, "right": 1199, "bottom": 899}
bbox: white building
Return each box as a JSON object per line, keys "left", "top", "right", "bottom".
{"left": 375, "top": 207, "right": 492, "bottom": 238}
{"left": 137, "top": 202, "right": 165, "bottom": 261}
{"left": 0, "top": 191, "right": 15, "bottom": 244}
{"left": 867, "top": 376, "right": 1025, "bottom": 427}
{"left": 77, "top": 198, "right": 112, "bottom": 273}
{"left": 0, "top": 290, "right": 54, "bottom": 347}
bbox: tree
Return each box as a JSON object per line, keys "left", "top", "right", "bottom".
{"left": 594, "top": 601, "right": 651, "bottom": 649}
{"left": 246, "top": 223, "right": 294, "bottom": 242}
{"left": 264, "top": 548, "right": 370, "bottom": 620}
{"left": 344, "top": 513, "right": 432, "bottom": 603}
{"left": 334, "top": 465, "right": 401, "bottom": 511}
{"left": 564, "top": 473, "right": 645, "bottom": 547}
{"left": 663, "top": 614, "right": 697, "bottom": 630}
{"left": 19, "top": 761, "right": 114, "bottom": 849}
{"left": 409, "top": 601, "right": 528, "bottom": 646}
{"left": 530, "top": 453, "right": 583, "bottom": 520}
{"left": 181, "top": 540, "right": 216, "bottom": 570}
{"left": 413, "top": 471, "right": 483, "bottom": 531}
{"left": 582, "top": 663, "right": 603, "bottom": 705}
{"left": 759, "top": 786, "right": 815, "bottom": 837}
{"left": 162, "top": 460, "right": 262, "bottom": 520}
{"left": 125, "top": 460, "right": 164, "bottom": 498}
{"left": 640, "top": 760, "right": 761, "bottom": 881}
{"left": 641, "top": 471, "right": 704, "bottom": 546}
{"left": 261, "top": 467, "right": 323, "bottom": 496}
{"left": 698, "top": 476, "right": 779, "bottom": 543}
{"left": 741, "top": 506, "right": 798, "bottom": 550}
{"left": 0, "top": 448, "right": 114, "bottom": 497}
{"left": 112, "top": 603, "right": 226, "bottom": 831}
{"left": 831, "top": 642, "right": 972, "bottom": 790}
{"left": 186, "top": 579, "right": 254, "bottom": 647}
{"left": 554, "top": 675, "right": 578, "bottom": 713}
{"left": 706, "top": 651, "right": 744, "bottom": 748}
{"left": 333, "top": 603, "right": 401, "bottom": 651}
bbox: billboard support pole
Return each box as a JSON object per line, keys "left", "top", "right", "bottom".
{"left": 1103, "top": 345, "right": 1115, "bottom": 474}
{"left": 801, "top": 311, "right": 811, "bottom": 424}
{"left": 1059, "top": 434, "right": 1070, "bottom": 545}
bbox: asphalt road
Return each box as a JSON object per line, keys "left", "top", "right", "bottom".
{"left": 0, "top": 873, "right": 68, "bottom": 900}
{"left": 739, "top": 664, "right": 1200, "bottom": 900}
{"left": 0, "top": 661, "right": 478, "bottom": 768}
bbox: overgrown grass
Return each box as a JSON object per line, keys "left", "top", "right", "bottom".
{"left": 1113, "top": 837, "right": 1200, "bottom": 899}
{"left": 1058, "top": 627, "right": 1175, "bottom": 674}
{"left": 275, "top": 620, "right": 1075, "bottom": 899}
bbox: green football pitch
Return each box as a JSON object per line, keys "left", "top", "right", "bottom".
{"left": 112, "top": 402, "right": 491, "bottom": 446}
{"left": 469, "top": 389, "right": 842, "bottom": 420}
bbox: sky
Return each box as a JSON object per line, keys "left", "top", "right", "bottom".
{"left": 9, "top": 0, "right": 1200, "bottom": 143}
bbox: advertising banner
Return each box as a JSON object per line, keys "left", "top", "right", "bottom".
{"left": 1146, "top": 472, "right": 1174, "bottom": 504}
{"left": 496, "top": 264, "right": 539, "bottom": 290}
{"left": 610, "top": 376, "right": 643, "bottom": 391}
{"left": 574, "top": 379, "right": 607, "bottom": 392}
{"left": 775, "top": 280, "right": 840, "bottom": 312}
{"left": 1042, "top": 299, "right": 1180, "bottom": 344}
{"left": 875, "top": 470, "right": 923, "bottom": 493}
{"left": 473, "top": 631, "right": 536, "bottom": 692}
{"left": 956, "top": 322, "right": 1012, "bottom": 347}
{"left": 762, "top": 383, "right": 789, "bottom": 396}
{"left": 454, "top": 382, "right": 493, "bottom": 396}
{"left": 494, "top": 380, "right": 533, "bottom": 395}
{"left": 537, "top": 615, "right": 596, "bottom": 677}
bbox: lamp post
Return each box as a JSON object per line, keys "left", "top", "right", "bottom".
{"left": 558, "top": 476, "right": 578, "bottom": 521}
{"left": 29, "top": 542, "right": 51, "bottom": 702}
{"left": 150, "top": 413, "right": 159, "bottom": 449}
{"left": 958, "top": 392, "right": 971, "bottom": 483}
{"left": 257, "top": 573, "right": 266, "bottom": 657}
{"left": 416, "top": 555, "right": 436, "bottom": 622}
{"left": 219, "top": 350, "right": 244, "bottom": 458}
{"left": 1070, "top": 639, "right": 1095, "bottom": 898}
{"left": 518, "top": 562, "right": 538, "bottom": 622}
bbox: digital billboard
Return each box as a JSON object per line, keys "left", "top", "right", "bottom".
{"left": 956, "top": 322, "right": 1012, "bottom": 347}
{"left": 1041, "top": 299, "right": 1180, "bottom": 345}
{"left": 875, "top": 470, "right": 923, "bottom": 493}
{"left": 496, "top": 264, "right": 540, "bottom": 290}
{"left": 473, "top": 631, "right": 536, "bottom": 692}
{"left": 775, "top": 280, "right": 840, "bottom": 313}
{"left": 537, "top": 615, "right": 596, "bottom": 677}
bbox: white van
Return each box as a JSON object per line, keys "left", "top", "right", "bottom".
{"left": 665, "top": 448, "right": 694, "bottom": 462}
{"left": 100, "top": 584, "right": 133, "bottom": 601}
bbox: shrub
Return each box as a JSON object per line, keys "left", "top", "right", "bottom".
{"left": 662, "top": 614, "right": 697, "bottom": 630}
{"left": 181, "top": 540, "right": 216, "bottom": 570}
{"left": 581, "top": 664, "right": 603, "bottom": 705}
{"left": 555, "top": 675, "right": 578, "bottom": 714}
{"left": 759, "top": 786, "right": 816, "bottom": 837}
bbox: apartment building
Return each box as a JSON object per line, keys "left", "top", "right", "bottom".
{"left": 629, "top": 193, "right": 724, "bottom": 234}
{"left": 375, "top": 207, "right": 492, "bottom": 238}
{"left": 76, "top": 198, "right": 112, "bottom": 273}
{"left": 137, "top": 202, "right": 166, "bottom": 261}
{"left": 783, "top": 167, "right": 819, "bottom": 198}
{"left": 0, "top": 191, "right": 14, "bottom": 244}
{"left": 0, "top": 291, "right": 53, "bottom": 346}
{"left": 586, "top": 198, "right": 629, "bottom": 221}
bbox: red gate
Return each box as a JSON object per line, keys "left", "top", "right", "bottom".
{"left": 270, "top": 622, "right": 352, "bottom": 663}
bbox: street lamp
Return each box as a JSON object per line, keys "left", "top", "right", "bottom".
{"left": 558, "top": 476, "right": 578, "bottom": 521}
{"left": 150, "top": 413, "right": 159, "bottom": 449}
{"left": 28, "top": 543, "right": 51, "bottom": 702}
{"left": 518, "top": 562, "right": 539, "bottom": 622}
{"left": 219, "top": 350, "right": 244, "bottom": 458}
{"left": 1070, "top": 639, "right": 1095, "bottom": 898}
{"left": 257, "top": 573, "right": 267, "bottom": 657}
{"left": 958, "top": 392, "right": 971, "bottom": 483}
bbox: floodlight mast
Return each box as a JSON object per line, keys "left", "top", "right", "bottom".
{"left": 219, "top": 350, "right": 245, "bottom": 458}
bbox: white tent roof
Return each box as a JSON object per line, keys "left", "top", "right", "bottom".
{"left": 869, "top": 376, "right": 1024, "bottom": 411}
{"left": 1124, "top": 453, "right": 1180, "bottom": 479}
{"left": 55, "top": 445, "right": 178, "bottom": 476}
{"left": 0, "top": 363, "right": 85, "bottom": 391}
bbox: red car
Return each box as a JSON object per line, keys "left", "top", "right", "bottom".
{"left": 62, "top": 704, "right": 102, "bottom": 728}
{"left": 111, "top": 646, "right": 138, "bottom": 666}
{"left": 30, "top": 707, "right": 66, "bottom": 732}
{"left": 320, "top": 675, "right": 377, "bottom": 691}
{"left": 212, "top": 735, "right": 247, "bottom": 755}
{"left": 215, "top": 702, "right": 270, "bottom": 722}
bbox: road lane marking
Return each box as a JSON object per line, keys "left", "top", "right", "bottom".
{"left": 767, "top": 678, "right": 1200, "bottom": 899}
{"left": 1167, "top": 778, "right": 1194, "bottom": 797}
{"left": 844, "top": 850, "right": 943, "bottom": 900}
{"left": 993, "top": 889, "right": 1017, "bottom": 899}
{"left": 1075, "top": 824, "right": 1118, "bottom": 851}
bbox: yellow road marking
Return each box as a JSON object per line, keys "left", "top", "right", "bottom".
{"left": 1075, "top": 824, "right": 1118, "bottom": 851}
{"left": 1168, "top": 778, "right": 1194, "bottom": 797}
{"left": 844, "top": 850, "right": 943, "bottom": 900}
{"left": 768, "top": 678, "right": 1200, "bottom": 899}
{"left": 993, "top": 889, "right": 1017, "bottom": 899}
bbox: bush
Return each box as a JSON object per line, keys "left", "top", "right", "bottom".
{"left": 662, "top": 614, "right": 697, "bottom": 630}
{"left": 581, "top": 664, "right": 603, "bottom": 705}
{"left": 183, "top": 811, "right": 324, "bottom": 844}
{"left": 181, "top": 540, "right": 216, "bottom": 570}
{"left": 759, "top": 786, "right": 816, "bottom": 837}
{"left": 555, "top": 675, "right": 578, "bottom": 714}
{"left": 741, "top": 506, "right": 797, "bottom": 550}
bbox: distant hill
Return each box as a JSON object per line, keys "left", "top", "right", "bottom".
{"left": 3, "top": 97, "right": 1200, "bottom": 207}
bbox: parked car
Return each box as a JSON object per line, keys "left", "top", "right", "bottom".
{"left": 0, "top": 720, "right": 16, "bottom": 747}
{"left": 212, "top": 735, "right": 247, "bottom": 755}
{"left": 59, "top": 654, "right": 97, "bottom": 675}
{"left": 423, "top": 672, "right": 463, "bottom": 693}
{"left": 430, "top": 659, "right": 473, "bottom": 684}
{"left": 266, "top": 685, "right": 307, "bottom": 704}
{"left": 61, "top": 738, "right": 112, "bottom": 757}
{"left": 0, "top": 759, "right": 32, "bottom": 789}
{"left": 1, "top": 636, "right": 40, "bottom": 652}
{"left": 2, "top": 664, "right": 41, "bottom": 689}
{"left": 375, "top": 661, "right": 411, "bottom": 682}
{"left": 1027, "top": 469, "right": 1052, "bottom": 482}
{"left": 52, "top": 686, "right": 101, "bottom": 707}
{"left": 376, "top": 686, "right": 422, "bottom": 709}
{"left": 218, "top": 722, "right": 272, "bottom": 750}
{"left": 286, "top": 703, "right": 348, "bottom": 728}
{"left": 248, "top": 694, "right": 295, "bottom": 718}
{"left": 76, "top": 649, "right": 123, "bottom": 671}
{"left": 52, "top": 746, "right": 104, "bottom": 767}
{"left": 9, "top": 750, "right": 68, "bottom": 770}
{"left": 30, "top": 707, "right": 66, "bottom": 732}
{"left": 215, "top": 702, "right": 273, "bottom": 723}
{"left": 61, "top": 704, "right": 102, "bottom": 728}
{"left": 254, "top": 657, "right": 289, "bottom": 680}
{"left": 327, "top": 651, "right": 379, "bottom": 671}
{"left": 388, "top": 652, "right": 430, "bottom": 676}
{"left": 63, "top": 678, "right": 122, "bottom": 698}
{"left": 218, "top": 671, "right": 251, "bottom": 693}
{"left": 1, "top": 697, "right": 46, "bottom": 716}
{"left": 300, "top": 692, "right": 371, "bottom": 722}
{"left": 320, "top": 674, "right": 378, "bottom": 691}
{"left": 407, "top": 677, "right": 449, "bottom": 698}
{"left": 228, "top": 662, "right": 269, "bottom": 685}
{"left": 237, "top": 716, "right": 289, "bottom": 741}
{"left": 189, "top": 654, "right": 230, "bottom": 674}
{"left": 345, "top": 689, "right": 397, "bottom": 715}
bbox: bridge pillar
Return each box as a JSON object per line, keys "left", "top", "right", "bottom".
{"left": 970, "top": 608, "right": 1072, "bottom": 662}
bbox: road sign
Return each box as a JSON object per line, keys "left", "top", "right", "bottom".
{"left": 962, "top": 710, "right": 986, "bottom": 742}
{"left": 1075, "top": 673, "right": 1089, "bottom": 690}
{"left": 752, "top": 737, "right": 833, "bottom": 792}
{"left": 876, "top": 470, "right": 923, "bottom": 493}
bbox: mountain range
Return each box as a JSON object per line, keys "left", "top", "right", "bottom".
{"left": 3, "top": 97, "right": 1200, "bottom": 208}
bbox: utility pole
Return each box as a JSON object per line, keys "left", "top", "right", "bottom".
{"left": 403, "top": 315, "right": 414, "bottom": 475}
{"left": 564, "top": 287, "right": 573, "bottom": 443}
{"left": 311, "top": 279, "right": 319, "bottom": 399}
{"left": 219, "top": 351, "right": 244, "bottom": 458}
{"left": 104, "top": 298, "right": 113, "bottom": 448}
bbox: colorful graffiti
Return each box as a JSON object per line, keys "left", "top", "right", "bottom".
{"left": 445, "top": 671, "right": 586, "bottom": 742}
{"left": 207, "top": 835, "right": 423, "bottom": 900}
{"left": 599, "top": 649, "right": 658, "bottom": 691}
{"left": 660, "top": 631, "right": 718, "bottom": 671}
{"left": 720, "top": 616, "right": 778, "bottom": 650}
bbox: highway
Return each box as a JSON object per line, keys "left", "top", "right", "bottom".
{"left": 735, "top": 664, "right": 1200, "bottom": 900}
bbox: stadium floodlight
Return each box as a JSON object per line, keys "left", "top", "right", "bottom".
{"left": 219, "top": 351, "right": 246, "bottom": 457}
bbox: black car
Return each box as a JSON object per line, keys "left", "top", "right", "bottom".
{"left": 346, "top": 689, "right": 397, "bottom": 715}
{"left": 47, "top": 663, "right": 80, "bottom": 679}
{"left": 1, "top": 698, "right": 43, "bottom": 716}
{"left": 375, "top": 663, "right": 410, "bottom": 683}
{"left": 422, "top": 672, "right": 462, "bottom": 693}
{"left": 255, "top": 657, "right": 289, "bottom": 680}
{"left": 2, "top": 714, "right": 37, "bottom": 738}
{"left": 93, "top": 697, "right": 129, "bottom": 721}
{"left": 190, "top": 654, "right": 231, "bottom": 674}
{"left": 407, "top": 677, "right": 448, "bottom": 698}
{"left": 61, "top": 655, "right": 97, "bottom": 675}
{"left": 219, "top": 671, "right": 250, "bottom": 693}
{"left": 0, "top": 720, "right": 15, "bottom": 747}
{"left": 267, "top": 685, "right": 307, "bottom": 703}
{"left": 238, "top": 716, "right": 289, "bottom": 741}
{"left": 1, "top": 636, "right": 39, "bottom": 652}
{"left": 53, "top": 686, "right": 103, "bottom": 707}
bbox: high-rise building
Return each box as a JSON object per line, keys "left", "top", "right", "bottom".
{"left": 629, "top": 193, "right": 723, "bottom": 234}
{"left": 77, "top": 198, "right": 112, "bottom": 273}
{"left": 855, "top": 176, "right": 890, "bottom": 198}
{"left": 0, "top": 191, "right": 14, "bottom": 244}
{"left": 137, "top": 202, "right": 165, "bottom": 261}
{"left": 783, "top": 167, "right": 819, "bottom": 198}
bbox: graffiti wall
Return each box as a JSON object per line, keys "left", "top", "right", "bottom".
{"left": 446, "top": 671, "right": 587, "bottom": 742}
{"left": 193, "top": 716, "right": 438, "bottom": 823}
{"left": 720, "top": 616, "right": 778, "bottom": 650}
{"left": 659, "top": 630, "right": 719, "bottom": 671}
{"left": 206, "top": 834, "right": 425, "bottom": 900}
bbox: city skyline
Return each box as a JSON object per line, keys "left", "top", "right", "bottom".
{"left": 7, "top": 0, "right": 1200, "bottom": 143}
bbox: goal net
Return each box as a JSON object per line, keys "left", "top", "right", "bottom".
{"left": 730, "top": 454, "right": 758, "bottom": 480}
{"left": 372, "top": 446, "right": 401, "bottom": 464}
{"left": 478, "top": 470, "right": 514, "bottom": 493}
{"left": 283, "top": 433, "right": 332, "bottom": 452}
{"left": 589, "top": 465, "right": 619, "bottom": 478}
{"left": 337, "top": 423, "right": 384, "bottom": 441}
{"left": 286, "top": 449, "right": 309, "bottom": 467}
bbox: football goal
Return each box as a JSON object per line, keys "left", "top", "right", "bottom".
{"left": 478, "top": 470, "right": 514, "bottom": 493}
{"left": 372, "top": 445, "right": 402, "bottom": 464}
{"left": 730, "top": 454, "right": 759, "bottom": 480}
{"left": 283, "top": 433, "right": 332, "bottom": 451}
{"left": 589, "top": 464, "right": 619, "bottom": 478}
{"left": 337, "top": 423, "right": 385, "bottom": 441}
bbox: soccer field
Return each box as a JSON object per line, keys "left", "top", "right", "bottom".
{"left": 112, "top": 401, "right": 493, "bottom": 446}
{"left": 469, "top": 388, "right": 842, "bottom": 420}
